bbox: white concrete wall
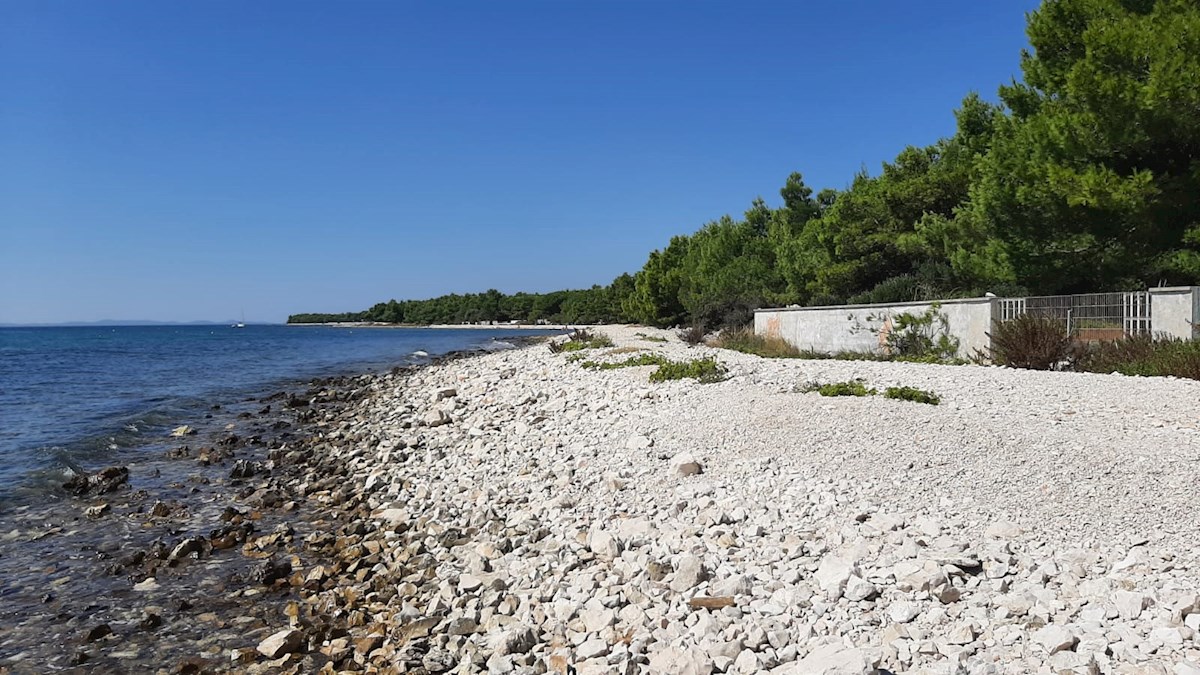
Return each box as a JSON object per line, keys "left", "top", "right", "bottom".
{"left": 1150, "top": 287, "right": 1200, "bottom": 339}
{"left": 754, "top": 298, "right": 997, "bottom": 358}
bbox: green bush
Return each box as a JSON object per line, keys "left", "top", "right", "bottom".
{"left": 1076, "top": 334, "right": 1200, "bottom": 380}
{"left": 711, "top": 327, "right": 806, "bottom": 358}
{"left": 801, "top": 379, "right": 876, "bottom": 397}
{"left": 549, "top": 329, "right": 614, "bottom": 353}
{"left": 884, "top": 305, "right": 961, "bottom": 362}
{"left": 986, "top": 315, "right": 1075, "bottom": 370}
{"left": 649, "top": 357, "right": 728, "bottom": 384}
{"left": 883, "top": 386, "right": 940, "bottom": 405}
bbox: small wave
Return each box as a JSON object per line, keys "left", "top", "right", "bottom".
{"left": 481, "top": 340, "right": 516, "bottom": 351}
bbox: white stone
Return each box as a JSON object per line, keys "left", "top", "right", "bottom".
{"left": 844, "top": 575, "right": 875, "bottom": 602}
{"left": 132, "top": 578, "right": 160, "bottom": 592}
{"left": 576, "top": 638, "right": 608, "bottom": 660}
{"left": 648, "top": 645, "right": 715, "bottom": 675}
{"left": 814, "top": 555, "right": 856, "bottom": 600}
{"left": 670, "top": 554, "right": 708, "bottom": 592}
{"left": 772, "top": 642, "right": 878, "bottom": 674}
{"left": 423, "top": 409, "right": 451, "bottom": 427}
{"left": 670, "top": 452, "right": 704, "bottom": 476}
{"left": 588, "top": 530, "right": 621, "bottom": 559}
{"left": 626, "top": 434, "right": 653, "bottom": 450}
{"left": 256, "top": 629, "right": 303, "bottom": 658}
{"left": 888, "top": 602, "right": 921, "bottom": 624}
{"left": 1113, "top": 591, "right": 1148, "bottom": 621}
{"left": 1033, "top": 624, "right": 1077, "bottom": 655}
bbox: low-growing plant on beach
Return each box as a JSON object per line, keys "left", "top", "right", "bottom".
{"left": 986, "top": 315, "right": 1076, "bottom": 370}
{"left": 648, "top": 357, "right": 728, "bottom": 384}
{"left": 580, "top": 353, "right": 669, "bottom": 370}
{"left": 548, "top": 329, "right": 614, "bottom": 353}
{"left": 798, "top": 379, "right": 942, "bottom": 404}
{"left": 800, "top": 379, "right": 876, "bottom": 397}
{"left": 565, "top": 352, "right": 586, "bottom": 363}
{"left": 883, "top": 386, "right": 940, "bottom": 405}
{"left": 635, "top": 332, "right": 669, "bottom": 343}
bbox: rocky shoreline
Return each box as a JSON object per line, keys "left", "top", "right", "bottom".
{"left": 3, "top": 326, "right": 1199, "bottom": 674}
{"left": 0, "top": 343, "right": 531, "bottom": 674}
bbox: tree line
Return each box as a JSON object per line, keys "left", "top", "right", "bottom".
{"left": 289, "top": 0, "right": 1200, "bottom": 329}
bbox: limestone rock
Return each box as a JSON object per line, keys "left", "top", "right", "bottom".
{"left": 772, "top": 642, "right": 878, "bottom": 674}
{"left": 671, "top": 452, "right": 704, "bottom": 476}
{"left": 491, "top": 624, "right": 537, "bottom": 656}
{"left": 1034, "top": 625, "right": 1077, "bottom": 655}
{"left": 815, "top": 555, "right": 856, "bottom": 600}
{"left": 257, "top": 629, "right": 303, "bottom": 658}
{"left": 669, "top": 553, "right": 709, "bottom": 592}
{"left": 648, "top": 645, "right": 715, "bottom": 675}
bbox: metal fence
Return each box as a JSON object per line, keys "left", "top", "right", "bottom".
{"left": 997, "top": 291, "right": 1151, "bottom": 338}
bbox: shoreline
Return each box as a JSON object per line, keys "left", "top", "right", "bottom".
{"left": 3, "top": 326, "right": 1199, "bottom": 673}
{"left": 287, "top": 322, "right": 579, "bottom": 331}
{"left": 0, "top": 339, "right": 540, "bottom": 673}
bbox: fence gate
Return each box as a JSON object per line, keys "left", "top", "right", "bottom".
{"left": 998, "top": 291, "right": 1151, "bottom": 340}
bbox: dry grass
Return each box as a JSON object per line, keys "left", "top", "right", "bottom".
{"left": 710, "top": 327, "right": 806, "bottom": 358}
{"left": 604, "top": 346, "right": 644, "bottom": 356}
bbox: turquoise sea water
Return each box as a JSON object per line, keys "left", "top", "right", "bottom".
{"left": 0, "top": 324, "right": 555, "bottom": 501}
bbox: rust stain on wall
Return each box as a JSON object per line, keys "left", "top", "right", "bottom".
{"left": 765, "top": 317, "right": 781, "bottom": 339}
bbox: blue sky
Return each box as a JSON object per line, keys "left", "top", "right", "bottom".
{"left": 0, "top": 1, "right": 1039, "bottom": 324}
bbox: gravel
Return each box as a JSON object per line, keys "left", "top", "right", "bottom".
{"left": 255, "top": 324, "right": 1200, "bottom": 674}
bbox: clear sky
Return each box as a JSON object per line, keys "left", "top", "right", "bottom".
{"left": 0, "top": 1, "right": 1040, "bottom": 324}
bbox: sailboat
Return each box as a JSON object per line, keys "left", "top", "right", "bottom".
{"left": 232, "top": 309, "right": 246, "bottom": 328}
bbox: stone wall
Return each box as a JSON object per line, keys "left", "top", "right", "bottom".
{"left": 754, "top": 298, "right": 997, "bottom": 358}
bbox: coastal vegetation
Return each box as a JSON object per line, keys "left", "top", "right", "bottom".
{"left": 647, "top": 357, "right": 728, "bottom": 384}
{"left": 579, "top": 353, "right": 669, "bottom": 370}
{"left": 802, "top": 379, "right": 876, "bottom": 398}
{"left": 290, "top": 1, "right": 1200, "bottom": 333}
{"left": 883, "top": 386, "right": 942, "bottom": 406}
{"left": 547, "top": 329, "right": 613, "bottom": 353}
{"left": 800, "top": 379, "right": 942, "bottom": 405}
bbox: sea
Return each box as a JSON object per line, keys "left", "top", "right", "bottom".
{"left": 0, "top": 324, "right": 558, "bottom": 506}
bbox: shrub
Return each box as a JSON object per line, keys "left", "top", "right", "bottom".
{"left": 678, "top": 323, "right": 707, "bottom": 346}
{"left": 710, "top": 327, "right": 805, "bottom": 358}
{"left": 1076, "top": 334, "right": 1200, "bottom": 380}
{"left": 635, "top": 333, "right": 669, "bottom": 343}
{"left": 801, "top": 379, "right": 876, "bottom": 397}
{"left": 649, "top": 357, "right": 728, "bottom": 384}
{"left": 987, "top": 315, "right": 1075, "bottom": 370}
{"left": 549, "top": 329, "right": 613, "bottom": 353}
{"left": 884, "top": 305, "right": 961, "bottom": 362}
{"left": 883, "top": 386, "right": 940, "bottom": 405}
